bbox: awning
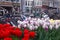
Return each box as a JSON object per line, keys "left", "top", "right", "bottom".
{"left": 48, "top": 7, "right": 57, "bottom": 9}
{"left": 0, "top": 2, "right": 13, "bottom": 7}
{"left": 42, "top": 5, "right": 48, "bottom": 8}
{"left": 0, "top": 5, "right": 13, "bottom": 7}
{"left": 42, "top": 5, "right": 57, "bottom": 9}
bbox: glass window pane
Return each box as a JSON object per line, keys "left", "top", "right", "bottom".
{"left": 25, "top": 1, "right": 27, "bottom": 5}
{"left": 28, "top": 1, "right": 29, "bottom": 6}
{"left": 25, "top": 7, "right": 29, "bottom": 12}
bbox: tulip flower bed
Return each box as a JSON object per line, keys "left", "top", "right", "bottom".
{"left": 0, "top": 24, "right": 36, "bottom": 40}
{"left": 0, "top": 24, "right": 60, "bottom": 40}
{"left": 35, "top": 26, "right": 60, "bottom": 40}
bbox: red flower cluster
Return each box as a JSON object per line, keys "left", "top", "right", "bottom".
{"left": 11, "top": 28, "right": 22, "bottom": 37}
{"left": 4, "top": 37, "right": 12, "bottom": 40}
{"left": 29, "top": 31, "right": 36, "bottom": 38}
{"left": 0, "top": 24, "right": 36, "bottom": 40}
{"left": 0, "top": 24, "right": 22, "bottom": 39}
{"left": 22, "top": 29, "right": 36, "bottom": 40}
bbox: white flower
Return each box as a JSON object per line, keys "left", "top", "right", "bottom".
{"left": 34, "top": 26, "right": 38, "bottom": 29}
{"left": 49, "top": 24, "right": 54, "bottom": 29}
{"left": 18, "top": 25, "right": 21, "bottom": 28}
{"left": 28, "top": 25, "right": 33, "bottom": 30}
{"left": 55, "top": 24, "right": 59, "bottom": 29}
{"left": 54, "top": 21, "right": 60, "bottom": 29}
{"left": 17, "top": 20, "right": 21, "bottom": 24}
{"left": 28, "top": 17, "right": 31, "bottom": 20}
{"left": 23, "top": 24, "right": 27, "bottom": 28}
{"left": 43, "top": 23, "right": 47, "bottom": 28}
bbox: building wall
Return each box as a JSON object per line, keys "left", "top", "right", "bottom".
{"left": 42, "top": 0, "right": 60, "bottom": 8}
{"left": 42, "top": 0, "right": 49, "bottom": 6}
{"left": 22, "top": 0, "right": 33, "bottom": 15}
{"left": 32, "top": 0, "right": 60, "bottom": 18}
{"left": 21, "top": 0, "right": 60, "bottom": 15}
{"left": 34, "top": 0, "right": 42, "bottom": 6}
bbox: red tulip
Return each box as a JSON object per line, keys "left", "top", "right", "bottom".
{"left": 24, "top": 29, "right": 29, "bottom": 34}
{"left": 24, "top": 34, "right": 30, "bottom": 39}
{"left": 4, "top": 37, "right": 12, "bottom": 40}
{"left": 0, "top": 30, "right": 10, "bottom": 38}
{"left": 10, "top": 30, "right": 15, "bottom": 34}
{"left": 29, "top": 31, "right": 36, "bottom": 38}
{"left": 12, "top": 29, "right": 22, "bottom": 37}
{"left": 4, "top": 24, "right": 11, "bottom": 27}
{"left": 0, "top": 31, "right": 3, "bottom": 38}
{"left": 15, "top": 28, "right": 20, "bottom": 30}
{"left": 15, "top": 30, "right": 22, "bottom": 37}
{"left": 4, "top": 30, "right": 10, "bottom": 37}
{"left": 0, "top": 24, "right": 3, "bottom": 29}
{"left": 22, "top": 38, "right": 29, "bottom": 40}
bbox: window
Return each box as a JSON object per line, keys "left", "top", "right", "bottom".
{"left": 25, "top": 7, "right": 29, "bottom": 13}
{"left": 39, "top": 1, "right": 42, "bottom": 6}
{"left": 29, "top": 1, "right": 33, "bottom": 6}
{"left": 6, "top": 0, "right": 9, "bottom": 1}
{"left": 37, "top": 2, "right": 40, "bottom": 5}
{"left": 11, "top": 0, "right": 19, "bottom": 2}
{"left": 36, "top": 9, "right": 39, "bottom": 13}
{"left": 54, "top": 2, "right": 59, "bottom": 7}
{"left": 25, "top": 1, "right": 33, "bottom": 6}
{"left": 11, "top": 0, "right": 14, "bottom": 2}
{"left": 28, "top": 1, "right": 30, "bottom": 6}
{"left": 34, "top": 1, "right": 36, "bottom": 5}
{"left": 0, "top": 0, "right": 5, "bottom": 1}
{"left": 31, "top": 1, "right": 33, "bottom": 6}
{"left": 49, "top": 1, "right": 53, "bottom": 7}
{"left": 16, "top": 0, "right": 19, "bottom": 2}
{"left": 35, "top": 0, "right": 42, "bottom": 6}
{"left": 25, "top": 1, "right": 27, "bottom": 5}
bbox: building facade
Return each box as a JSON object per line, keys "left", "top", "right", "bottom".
{"left": 42, "top": 0, "right": 60, "bottom": 13}
{"left": 21, "top": 0, "right": 33, "bottom": 15}
{"left": 21, "top": 0, "right": 60, "bottom": 16}
{"left": 33, "top": 0, "right": 42, "bottom": 13}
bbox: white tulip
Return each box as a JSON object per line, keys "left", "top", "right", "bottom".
{"left": 35, "top": 26, "right": 38, "bottom": 29}
{"left": 18, "top": 25, "right": 21, "bottom": 28}
{"left": 23, "top": 24, "right": 27, "bottom": 28}
{"left": 55, "top": 24, "right": 59, "bottom": 29}
{"left": 49, "top": 24, "right": 54, "bottom": 29}
{"left": 29, "top": 25, "right": 33, "bottom": 30}
{"left": 17, "top": 20, "right": 21, "bottom": 24}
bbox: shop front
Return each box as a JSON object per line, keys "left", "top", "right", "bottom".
{"left": 0, "top": 2, "right": 13, "bottom": 13}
